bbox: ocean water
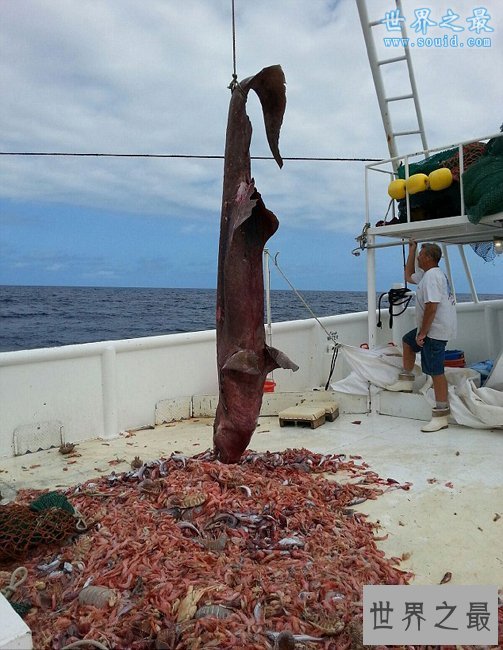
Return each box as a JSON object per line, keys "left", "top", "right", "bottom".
{"left": 1, "top": 285, "right": 501, "bottom": 352}
{"left": 0, "top": 285, "right": 368, "bottom": 352}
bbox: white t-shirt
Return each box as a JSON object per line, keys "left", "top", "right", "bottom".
{"left": 411, "top": 267, "right": 457, "bottom": 341}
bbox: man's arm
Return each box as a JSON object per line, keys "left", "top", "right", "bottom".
{"left": 416, "top": 302, "right": 438, "bottom": 346}
{"left": 405, "top": 240, "right": 417, "bottom": 284}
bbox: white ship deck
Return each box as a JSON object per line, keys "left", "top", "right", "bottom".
{"left": 1, "top": 410, "right": 502, "bottom": 588}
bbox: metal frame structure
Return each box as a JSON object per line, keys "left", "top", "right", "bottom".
{"left": 361, "top": 132, "right": 503, "bottom": 348}
{"left": 356, "top": 0, "right": 502, "bottom": 348}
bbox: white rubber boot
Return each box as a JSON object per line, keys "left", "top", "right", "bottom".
{"left": 421, "top": 407, "right": 450, "bottom": 432}
{"left": 385, "top": 372, "right": 414, "bottom": 393}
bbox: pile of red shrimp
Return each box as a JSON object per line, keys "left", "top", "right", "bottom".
{"left": 2, "top": 447, "right": 489, "bottom": 649}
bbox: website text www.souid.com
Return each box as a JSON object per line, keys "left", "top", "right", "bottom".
{"left": 383, "top": 34, "right": 492, "bottom": 48}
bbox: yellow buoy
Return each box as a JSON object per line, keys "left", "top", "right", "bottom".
{"left": 406, "top": 173, "right": 429, "bottom": 194}
{"left": 429, "top": 167, "right": 453, "bottom": 191}
{"left": 387, "top": 179, "right": 406, "bottom": 200}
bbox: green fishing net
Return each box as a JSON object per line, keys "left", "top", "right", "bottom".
{"left": 463, "top": 153, "right": 503, "bottom": 223}
{"left": 395, "top": 142, "right": 488, "bottom": 222}
{"left": 30, "top": 491, "right": 75, "bottom": 514}
{"left": 10, "top": 601, "right": 32, "bottom": 618}
{"left": 396, "top": 142, "right": 486, "bottom": 181}
{"left": 0, "top": 492, "right": 76, "bottom": 562}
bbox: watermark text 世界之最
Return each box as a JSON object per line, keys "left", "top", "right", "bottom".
{"left": 363, "top": 585, "right": 497, "bottom": 645}
{"left": 380, "top": 6, "right": 495, "bottom": 48}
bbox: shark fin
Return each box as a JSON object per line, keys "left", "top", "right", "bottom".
{"left": 266, "top": 345, "right": 299, "bottom": 372}
{"left": 248, "top": 65, "right": 286, "bottom": 169}
{"left": 222, "top": 349, "right": 261, "bottom": 375}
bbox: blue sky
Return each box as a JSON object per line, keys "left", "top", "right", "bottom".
{"left": 1, "top": 0, "right": 502, "bottom": 293}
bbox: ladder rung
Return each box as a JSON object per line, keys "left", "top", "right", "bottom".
{"left": 386, "top": 93, "right": 414, "bottom": 103}
{"left": 378, "top": 55, "right": 407, "bottom": 66}
{"left": 393, "top": 129, "right": 422, "bottom": 137}
{"left": 368, "top": 19, "right": 383, "bottom": 27}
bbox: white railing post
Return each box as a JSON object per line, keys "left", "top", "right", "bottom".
{"left": 458, "top": 244, "right": 479, "bottom": 303}
{"left": 101, "top": 346, "right": 119, "bottom": 439}
{"left": 458, "top": 144, "right": 465, "bottom": 217}
{"left": 367, "top": 234, "right": 377, "bottom": 348}
{"left": 441, "top": 244, "right": 456, "bottom": 303}
{"left": 264, "top": 248, "right": 273, "bottom": 347}
{"left": 404, "top": 155, "right": 411, "bottom": 223}
{"left": 484, "top": 304, "right": 501, "bottom": 361}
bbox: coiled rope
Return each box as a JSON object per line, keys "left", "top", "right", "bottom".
{"left": 377, "top": 244, "right": 412, "bottom": 329}
{"left": 1, "top": 566, "right": 28, "bottom": 600}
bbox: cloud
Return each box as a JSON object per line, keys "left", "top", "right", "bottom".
{"left": 0, "top": 0, "right": 502, "bottom": 289}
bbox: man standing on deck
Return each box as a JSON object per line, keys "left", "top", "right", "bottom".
{"left": 386, "top": 240, "right": 457, "bottom": 432}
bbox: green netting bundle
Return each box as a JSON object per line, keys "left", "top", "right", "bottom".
{"left": 0, "top": 492, "right": 77, "bottom": 563}
{"left": 396, "top": 147, "right": 458, "bottom": 179}
{"left": 30, "top": 491, "right": 75, "bottom": 514}
{"left": 463, "top": 153, "right": 503, "bottom": 223}
{"left": 485, "top": 132, "right": 503, "bottom": 156}
{"left": 394, "top": 143, "right": 489, "bottom": 222}
{"left": 10, "top": 601, "right": 32, "bottom": 618}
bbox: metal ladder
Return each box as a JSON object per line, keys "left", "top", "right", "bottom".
{"left": 356, "top": 0, "right": 429, "bottom": 169}
{"left": 355, "top": 0, "right": 480, "bottom": 349}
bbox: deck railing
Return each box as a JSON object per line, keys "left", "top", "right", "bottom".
{"left": 1, "top": 301, "right": 501, "bottom": 458}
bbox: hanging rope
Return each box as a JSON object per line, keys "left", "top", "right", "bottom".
{"left": 375, "top": 242, "right": 412, "bottom": 328}
{"left": 0, "top": 151, "right": 381, "bottom": 162}
{"left": 228, "top": 0, "right": 239, "bottom": 91}
{"left": 271, "top": 253, "right": 341, "bottom": 390}
{"left": 325, "top": 345, "right": 340, "bottom": 390}
{"left": 271, "top": 253, "right": 338, "bottom": 343}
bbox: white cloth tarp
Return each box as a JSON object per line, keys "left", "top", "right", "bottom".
{"left": 331, "top": 344, "right": 421, "bottom": 395}
{"left": 331, "top": 344, "right": 503, "bottom": 430}
{"left": 443, "top": 377, "right": 503, "bottom": 429}
{"left": 486, "top": 349, "right": 503, "bottom": 391}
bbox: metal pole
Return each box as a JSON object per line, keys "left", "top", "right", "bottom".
{"left": 364, "top": 165, "right": 370, "bottom": 226}
{"left": 404, "top": 155, "right": 411, "bottom": 223}
{"left": 264, "top": 249, "right": 273, "bottom": 346}
{"left": 458, "top": 244, "right": 479, "bottom": 303}
{"left": 367, "top": 234, "right": 377, "bottom": 348}
{"left": 458, "top": 144, "right": 465, "bottom": 217}
{"left": 366, "top": 239, "right": 408, "bottom": 250}
{"left": 441, "top": 244, "right": 456, "bottom": 303}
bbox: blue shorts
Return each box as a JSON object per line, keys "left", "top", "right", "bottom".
{"left": 402, "top": 328, "right": 447, "bottom": 376}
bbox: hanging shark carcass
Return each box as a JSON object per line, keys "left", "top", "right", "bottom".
{"left": 214, "top": 65, "right": 299, "bottom": 464}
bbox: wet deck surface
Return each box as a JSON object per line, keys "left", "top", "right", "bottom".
{"left": 1, "top": 412, "right": 502, "bottom": 588}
